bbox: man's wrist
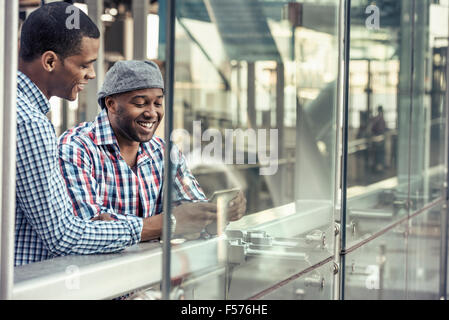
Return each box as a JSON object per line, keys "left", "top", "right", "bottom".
{"left": 140, "top": 215, "right": 163, "bottom": 242}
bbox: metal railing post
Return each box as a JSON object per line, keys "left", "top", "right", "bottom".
{"left": 441, "top": 14, "right": 449, "bottom": 300}
{"left": 338, "top": 0, "right": 351, "bottom": 300}
{"left": 132, "top": 0, "right": 149, "bottom": 60}
{"left": 161, "top": 0, "right": 176, "bottom": 300}
{"left": 332, "top": 0, "right": 345, "bottom": 301}
{"left": 0, "top": 0, "right": 5, "bottom": 296}
{"left": 1, "top": 0, "right": 18, "bottom": 300}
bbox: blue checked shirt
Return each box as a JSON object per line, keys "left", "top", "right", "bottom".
{"left": 15, "top": 71, "right": 143, "bottom": 266}
{"left": 58, "top": 108, "right": 206, "bottom": 221}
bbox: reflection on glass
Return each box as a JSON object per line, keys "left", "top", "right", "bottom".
{"left": 169, "top": 0, "right": 339, "bottom": 300}
{"left": 345, "top": 0, "right": 411, "bottom": 247}
{"left": 344, "top": 223, "right": 407, "bottom": 300}
{"left": 408, "top": 2, "right": 448, "bottom": 210}
{"left": 407, "top": 204, "right": 442, "bottom": 299}
{"left": 260, "top": 260, "right": 334, "bottom": 300}
{"left": 345, "top": 204, "right": 444, "bottom": 300}
{"left": 345, "top": 0, "right": 448, "bottom": 247}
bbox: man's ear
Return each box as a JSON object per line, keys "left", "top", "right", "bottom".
{"left": 41, "top": 51, "right": 59, "bottom": 73}
{"left": 104, "top": 96, "right": 117, "bottom": 113}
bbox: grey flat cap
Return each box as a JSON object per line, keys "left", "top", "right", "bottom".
{"left": 98, "top": 60, "right": 164, "bottom": 109}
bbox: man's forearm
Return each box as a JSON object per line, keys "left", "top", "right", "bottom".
{"left": 16, "top": 121, "right": 143, "bottom": 257}
{"left": 141, "top": 214, "right": 164, "bottom": 241}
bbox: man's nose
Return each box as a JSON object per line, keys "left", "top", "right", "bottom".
{"left": 86, "top": 65, "right": 96, "bottom": 80}
{"left": 143, "top": 106, "right": 158, "bottom": 118}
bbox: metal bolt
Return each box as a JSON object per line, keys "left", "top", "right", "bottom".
{"left": 332, "top": 262, "right": 339, "bottom": 275}
{"left": 334, "top": 223, "right": 340, "bottom": 236}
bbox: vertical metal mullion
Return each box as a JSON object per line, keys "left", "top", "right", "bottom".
{"left": 440, "top": 14, "right": 449, "bottom": 300}
{"left": 445, "top": 25, "right": 449, "bottom": 207}
{"left": 276, "top": 63, "right": 285, "bottom": 204}
{"left": 405, "top": 0, "right": 416, "bottom": 300}
{"left": 161, "top": 0, "right": 176, "bottom": 301}
{"left": 132, "top": 0, "right": 149, "bottom": 60}
{"left": 247, "top": 62, "right": 256, "bottom": 129}
{"left": 0, "top": 0, "right": 5, "bottom": 293}
{"left": 1, "top": 0, "right": 18, "bottom": 300}
{"left": 338, "top": 0, "right": 351, "bottom": 301}
{"left": 333, "top": 0, "right": 346, "bottom": 301}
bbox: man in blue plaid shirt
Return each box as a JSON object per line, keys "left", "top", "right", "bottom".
{"left": 15, "top": 2, "right": 147, "bottom": 266}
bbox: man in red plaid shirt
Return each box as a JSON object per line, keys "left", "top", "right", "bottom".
{"left": 59, "top": 60, "right": 246, "bottom": 241}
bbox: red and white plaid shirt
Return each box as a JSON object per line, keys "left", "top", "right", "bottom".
{"left": 58, "top": 108, "right": 206, "bottom": 220}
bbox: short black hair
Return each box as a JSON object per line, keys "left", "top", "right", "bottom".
{"left": 19, "top": 2, "right": 100, "bottom": 62}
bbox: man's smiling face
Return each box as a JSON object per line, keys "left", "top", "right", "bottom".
{"left": 50, "top": 36, "right": 99, "bottom": 101}
{"left": 106, "top": 88, "right": 164, "bottom": 144}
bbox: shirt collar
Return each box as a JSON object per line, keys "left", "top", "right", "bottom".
{"left": 140, "top": 135, "right": 164, "bottom": 164}
{"left": 93, "top": 108, "right": 118, "bottom": 146}
{"left": 17, "top": 71, "right": 51, "bottom": 115}
{"left": 93, "top": 108, "right": 163, "bottom": 163}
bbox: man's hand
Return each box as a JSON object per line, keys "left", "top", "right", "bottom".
{"left": 91, "top": 213, "right": 117, "bottom": 221}
{"left": 172, "top": 202, "right": 217, "bottom": 235}
{"left": 139, "top": 202, "right": 217, "bottom": 242}
{"left": 226, "top": 190, "right": 246, "bottom": 222}
{"left": 204, "top": 191, "right": 247, "bottom": 236}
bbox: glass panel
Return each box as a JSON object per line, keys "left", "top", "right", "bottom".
{"left": 260, "top": 260, "right": 335, "bottom": 300}
{"left": 168, "top": 0, "right": 340, "bottom": 299}
{"left": 409, "top": 1, "right": 448, "bottom": 210}
{"left": 165, "top": 258, "right": 335, "bottom": 300}
{"left": 344, "top": 222, "right": 407, "bottom": 300}
{"left": 345, "top": 0, "right": 413, "bottom": 247}
{"left": 407, "top": 204, "right": 443, "bottom": 299}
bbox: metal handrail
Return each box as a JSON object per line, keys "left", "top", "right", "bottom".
{"left": 12, "top": 201, "right": 333, "bottom": 300}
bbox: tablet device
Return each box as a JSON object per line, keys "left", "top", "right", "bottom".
{"left": 208, "top": 188, "right": 240, "bottom": 204}
{"left": 205, "top": 188, "right": 240, "bottom": 236}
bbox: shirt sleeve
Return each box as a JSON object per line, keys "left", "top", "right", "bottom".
{"left": 15, "top": 119, "right": 143, "bottom": 256}
{"left": 171, "top": 145, "right": 208, "bottom": 202}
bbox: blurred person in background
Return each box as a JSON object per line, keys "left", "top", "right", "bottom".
{"left": 370, "top": 105, "right": 387, "bottom": 172}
